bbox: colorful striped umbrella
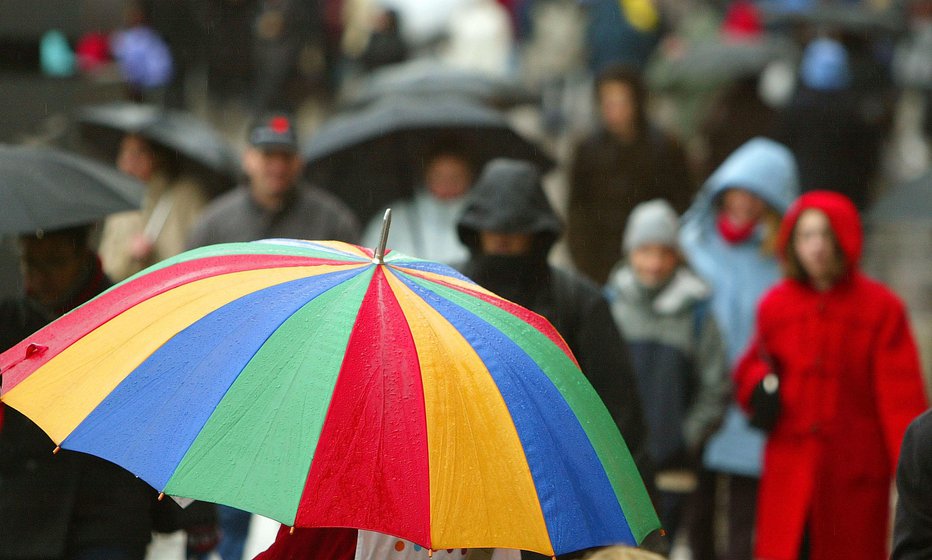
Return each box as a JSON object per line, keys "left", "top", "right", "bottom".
{"left": 0, "top": 223, "right": 658, "bottom": 556}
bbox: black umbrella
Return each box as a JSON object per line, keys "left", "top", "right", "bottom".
{"left": 76, "top": 102, "right": 239, "bottom": 188}
{"left": 0, "top": 144, "right": 145, "bottom": 235}
{"left": 757, "top": 3, "right": 905, "bottom": 35}
{"left": 303, "top": 96, "right": 555, "bottom": 223}
{"left": 341, "top": 59, "right": 540, "bottom": 109}
{"left": 647, "top": 35, "right": 798, "bottom": 91}
{"left": 866, "top": 171, "right": 932, "bottom": 223}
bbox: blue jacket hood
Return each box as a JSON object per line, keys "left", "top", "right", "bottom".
{"left": 685, "top": 137, "right": 799, "bottom": 227}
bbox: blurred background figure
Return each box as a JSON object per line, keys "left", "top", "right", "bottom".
{"left": 582, "top": 0, "right": 664, "bottom": 73}
{"left": 361, "top": 142, "right": 475, "bottom": 263}
{"left": 443, "top": 0, "right": 514, "bottom": 77}
{"left": 98, "top": 132, "right": 209, "bottom": 280}
{"left": 775, "top": 36, "right": 884, "bottom": 210}
{"left": 567, "top": 64, "right": 694, "bottom": 285}
{"left": 75, "top": 101, "right": 237, "bottom": 282}
{"left": 697, "top": 75, "right": 777, "bottom": 181}
{"left": 0, "top": 225, "right": 199, "bottom": 560}
{"left": 140, "top": 0, "right": 204, "bottom": 109}
{"left": 250, "top": 0, "right": 326, "bottom": 116}
{"left": 735, "top": 191, "right": 928, "bottom": 560}
{"left": 110, "top": 1, "right": 174, "bottom": 102}
{"left": 604, "top": 199, "right": 728, "bottom": 550}
{"left": 678, "top": 137, "right": 798, "bottom": 560}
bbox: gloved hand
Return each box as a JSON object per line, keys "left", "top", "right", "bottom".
{"left": 749, "top": 373, "right": 780, "bottom": 433}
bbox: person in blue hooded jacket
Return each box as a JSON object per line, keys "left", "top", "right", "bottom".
{"left": 678, "top": 137, "right": 799, "bottom": 560}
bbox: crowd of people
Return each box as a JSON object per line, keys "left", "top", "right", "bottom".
{"left": 2, "top": 0, "right": 932, "bottom": 559}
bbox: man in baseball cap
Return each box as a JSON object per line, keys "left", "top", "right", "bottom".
{"left": 189, "top": 111, "right": 359, "bottom": 242}
{"left": 186, "top": 111, "right": 360, "bottom": 558}
{"left": 248, "top": 113, "right": 299, "bottom": 152}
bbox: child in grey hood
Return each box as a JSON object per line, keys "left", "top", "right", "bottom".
{"left": 604, "top": 199, "right": 729, "bottom": 543}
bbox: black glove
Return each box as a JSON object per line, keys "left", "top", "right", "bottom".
{"left": 749, "top": 373, "right": 780, "bottom": 433}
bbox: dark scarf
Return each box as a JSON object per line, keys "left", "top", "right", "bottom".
{"left": 27, "top": 254, "right": 110, "bottom": 320}
{"left": 465, "top": 253, "right": 550, "bottom": 308}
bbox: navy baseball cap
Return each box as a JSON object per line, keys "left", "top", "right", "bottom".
{"left": 249, "top": 114, "right": 298, "bottom": 151}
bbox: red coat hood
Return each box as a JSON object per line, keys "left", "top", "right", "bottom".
{"left": 776, "top": 190, "right": 863, "bottom": 272}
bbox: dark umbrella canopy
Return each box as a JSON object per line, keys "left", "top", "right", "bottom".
{"left": 303, "top": 96, "right": 555, "bottom": 223}
{"left": 0, "top": 145, "right": 145, "bottom": 235}
{"left": 341, "top": 59, "right": 540, "bottom": 109}
{"left": 867, "top": 171, "right": 932, "bottom": 223}
{"left": 757, "top": 3, "right": 905, "bottom": 35}
{"left": 648, "top": 35, "right": 798, "bottom": 91}
{"left": 76, "top": 102, "right": 238, "bottom": 182}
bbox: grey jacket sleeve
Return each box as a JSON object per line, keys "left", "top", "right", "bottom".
{"left": 682, "top": 311, "right": 730, "bottom": 452}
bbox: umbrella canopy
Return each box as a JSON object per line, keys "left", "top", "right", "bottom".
{"left": 0, "top": 237, "right": 659, "bottom": 557}
{"left": 76, "top": 102, "right": 239, "bottom": 182}
{"left": 304, "top": 96, "right": 555, "bottom": 223}
{"left": 866, "top": 171, "right": 932, "bottom": 223}
{"left": 0, "top": 144, "right": 145, "bottom": 235}
{"left": 341, "top": 59, "right": 540, "bottom": 109}
{"left": 647, "top": 35, "right": 798, "bottom": 92}
{"left": 757, "top": 2, "right": 905, "bottom": 35}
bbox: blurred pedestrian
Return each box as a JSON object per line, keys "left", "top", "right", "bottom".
{"left": 111, "top": 2, "right": 174, "bottom": 102}
{"left": 201, "top": 0, "right": 255, "bottom": 106}
{"left": 186, "top": 113, "right": 360, "bottom": 560}
{"left": 0, "top": 225, "right": 199, "bottom": 560}
{"left": 893, "top": 408, "right": 932, "bottom": 560}
{"left": 678, "top": 137, "right": 798, "bottom": 560}
{"left": 583, "top": 0, "right": 663, "bottom": 73}
{"left": 251, "top": 0, "right": 325, "bottom": 114}
{"left": 98, "top": 133, "right": 209, "bottom": 281}
{"left": 443, "top": 0, "right": 514, "bottom": 77}
{"left": 142, "top": 0, "right": 204, "bottom": 109}
{"left": 604, "top": 199, "right": 729, "bottom": 544}
{"left": 735, "top": 191, "right": 928, "bottom": 560}
{"left": 567, "top": 64, "right": 695, "bottom": 285}
{"left": 775, "top": 37, "right": 884, "bottom": 210}
{"left": 455, "top": 160, "right": 652, "bottom": 560}
{"left": 360, "top": 143, "right": 474, "bottom": 263}
{"left": 698, "top": 76, "right": 777, "bottom": 181}
{"left": 188, "top": 113, "right": 360, "bottom": 248}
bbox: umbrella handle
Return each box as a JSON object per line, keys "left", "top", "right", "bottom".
{"left": 372, "top": 208, "right": 392, "bottom": 264}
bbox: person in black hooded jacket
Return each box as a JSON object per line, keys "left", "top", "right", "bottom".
{"left": 0, "top": 225, "right": 217, "bottom": 560}
{"left": 455, "top": 159, "right": 655, "bottom": 558}
{"left": 893, "top": 408, "right": 932, "bottom": 560}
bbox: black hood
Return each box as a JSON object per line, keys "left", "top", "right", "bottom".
{"left": 457, "top": 158, "right": 562, "bottom": 254}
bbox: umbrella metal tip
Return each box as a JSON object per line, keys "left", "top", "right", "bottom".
{"left": 157, "top": 492, "right": 165, "bottom": 501}
{"left": 52, "top": 446, "right": 61, "bottom": 455}
{"left": 372, "top": 208, "right": 393, "bottom": 264}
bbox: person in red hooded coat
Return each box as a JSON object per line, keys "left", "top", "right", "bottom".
{"left": 734, "top": 191, "right": 928, "bottom": 560}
